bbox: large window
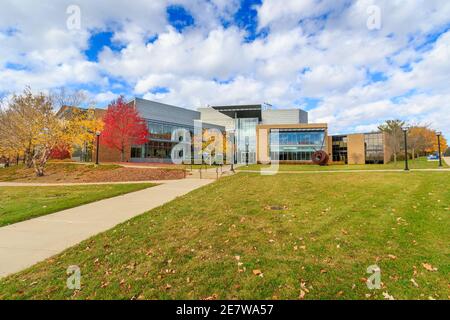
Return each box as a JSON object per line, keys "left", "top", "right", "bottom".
{"left": 332, "top": 135, "right": 348, "bottom": 163}
{"left": 236, "top": 118, "right": 258, "bottom": 164}
{"left": 130, "top": 120, "right": 195, "bottom": 161}
{"left": 269, "top": 130, "right": 326, "bottom": 162}
{"left": 365, "top": 132, "right": 384, "bottom": 164}
{"left": 147, "top": 120, "right": 194, "bottom": 142}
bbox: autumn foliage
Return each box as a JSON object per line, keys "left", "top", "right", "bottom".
{"left": 50, "top": 144, "right": 71, "bottom": 160}
{"left": 101, "top": 97, "right": 149, "bottom": 161}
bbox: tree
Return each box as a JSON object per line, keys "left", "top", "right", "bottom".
{"left": 50, "top": 87, "right": 90, "bottom": 110}
{"left": 0, "top": 87, "right": 100, "bottom": 176}
{"left": 378, "top": 120, "right": 405, "bottom": 163}
{"left": 101, "top": 97, "right": 149, "bottom": 161}
{"left": 409, "top": 126, "right": 433, "bottom": 159}
{"left": 60, "top": 107, "right": 104, "bottom": 160}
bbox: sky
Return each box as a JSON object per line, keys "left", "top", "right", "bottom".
{"left": 1, "top": 0, "right": 449, "bottom": 136}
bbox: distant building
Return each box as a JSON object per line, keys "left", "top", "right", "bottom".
{"left": 58, "top": 98, "right": 391, "bottom": 165}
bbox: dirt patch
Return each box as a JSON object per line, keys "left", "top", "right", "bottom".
{"left": 0, "top": 164, "right": 185, "bottom": 183}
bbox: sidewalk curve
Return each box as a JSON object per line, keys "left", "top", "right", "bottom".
{"left": 0, "top": 178, "right": 213, "bottom": 278}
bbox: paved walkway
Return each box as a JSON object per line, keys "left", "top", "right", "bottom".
{"left": 0, "top": 180, "right": 180, "bottom": 187}
{"left": 445, "top": 157, "right": 450, "bottom": 166}
{"left": 0, "top": 178, "right": 213, "bottom": 278}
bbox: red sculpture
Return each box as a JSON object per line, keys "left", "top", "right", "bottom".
{"left": 312, "top": 150, "right": 329, "bottom": 166}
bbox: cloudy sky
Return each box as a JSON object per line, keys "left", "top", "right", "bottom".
{"left": 1, "top": 0, "right": 449, "bottom": 136}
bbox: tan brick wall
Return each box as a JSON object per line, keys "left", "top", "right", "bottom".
{"left": 257, "top": 128, "right": 270, "bottom": 163}
{"left": 347, "top": 134, "right": 366, "bottom": 164}
{"left": 383, "top": 132, "right": 392, "bottom": 164}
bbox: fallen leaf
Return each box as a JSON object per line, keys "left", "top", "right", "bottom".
{"left": 422, "top": 263, "right": 438, "bottom": 272}
{"left": 410, "top": 278, "right": 419, "bottom": 288}
{"left": 299, "top": 290, "right": 306, "bottom": 299}
{"left": 382, "top": 292, "right": 394, "bottom": 300}
{"left": 388, "top": 254, "right": 397, "bottom": 260}
{"left": 252, "top": 269, "right": 263, "bottom": 276}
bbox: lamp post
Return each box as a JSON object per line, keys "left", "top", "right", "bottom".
{"left": 402, "top": 126, "right": 410, "bottom": 171}
{"left": 230, "top": 130, "right": 236, "bottom": 172}
{"left": 95, "top": 131, "right": 101, "bottom": 165}
{"left": 436, "top": 131, "right": 443, "bottom": 167}
{"left": 245, "top": 136, "right": 249, "bottom": 167}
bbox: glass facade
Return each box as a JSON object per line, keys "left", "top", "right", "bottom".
{"left": 236, "top": 118, "right": 258, "bottom": 164}
{"left": 269, "top": 130, "right": 326, "bottom": 161}
{"left": 365, "top": 132, "right": 384, "bottom": 164}
{"left": 332, "top": 135, "right": 348, "bottom": 163}
{"left": 130, "top": 120, "right": 194, "bottom": 162}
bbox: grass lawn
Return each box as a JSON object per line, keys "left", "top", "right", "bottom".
{"left": 0, "top": 171, "right": 449, "bottom": 300}
{"left": 238, "top": 157, "right": 448, "bottom": 172}
{"left": 0, "top": 183, "right": 155, "bottom": 227}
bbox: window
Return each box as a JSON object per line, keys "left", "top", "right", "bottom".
{"left": 365, "top": 132, "right": 384, "bottom": 164}
{"left": 269, "top": 130, "right": 326, "bottom": 162}
{"left": 332, "top": 135, "right": 348, "bottom": 163}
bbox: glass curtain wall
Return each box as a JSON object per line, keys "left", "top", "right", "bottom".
{"left": 236, "top": 118, "right": 258, "bottom": 164}
{"left": 269, "top": 130, "right": 326, "bottom": 161}
{"left": 130, "top": 120, "right": 194, "bottom": 162}
{"left": 365, "top": 132, "right": 384, "bottom": 164}
{"left": 332, "top": 135, "right": 348, "bottom": 163}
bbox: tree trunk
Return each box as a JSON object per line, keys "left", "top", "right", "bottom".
{"left": 32, "top": 148, "right": 50, "bottom": 177}
{"left": 412, "top": 148, "right": 415, "bottom": 160}
{"left": 25, "top": 149, "right": 34, "bottom": 168}
{"left": 393, "top": 152, "right": 397, "bottom": 164}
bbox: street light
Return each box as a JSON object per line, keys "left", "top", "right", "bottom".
{"left": 436, "top": 131, "right": 443, "bottom": 167}
{"left": 95, "top": 131, "right": 101, "bottom": 165}
{"left": 402, "top": 126, "right": 410, "bottom": 171}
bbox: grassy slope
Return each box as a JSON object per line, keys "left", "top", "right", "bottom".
{"left": 239, "top": 157, "right": 448, "bottom": 171}
{"left": 0, "top": 172, "right": 448, "bottom": 300}
{"left": 0, "top": 164, "right": 121, "bottom": 182}
{"left": 0, "top": 183, "right": 155, "bottom": 227}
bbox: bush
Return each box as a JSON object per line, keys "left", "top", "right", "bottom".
{"left": 445, "top": 148, "right": 450, "bottom": 157}
{"left": 50, "top": 145, "right": 71, "bottom": 160}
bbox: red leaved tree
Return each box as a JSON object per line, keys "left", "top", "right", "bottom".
{"left": 101, "top": 96, "right": 149, "bottom": 161}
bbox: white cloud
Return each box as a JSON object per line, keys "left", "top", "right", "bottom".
{"left": 0, "top": 0, "right": 449, "bottom": 137}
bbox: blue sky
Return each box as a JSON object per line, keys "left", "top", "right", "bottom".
{"left": 1, "top": 0, "right": 450, "bottom": 137}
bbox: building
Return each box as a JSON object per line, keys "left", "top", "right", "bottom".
{"left": 63, "top": 98, "right": 391, "bottom": 165}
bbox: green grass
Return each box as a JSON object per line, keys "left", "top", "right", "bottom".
{"left": 0, "top": 183, "right": 155, "bottom": 227}
{"left": 239, "top": 157, "right": 448, "bottom": 172}
{"left": 0, "top": 171, "right": 448, "bottom": 300}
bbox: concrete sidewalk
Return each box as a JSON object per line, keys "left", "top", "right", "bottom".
{"left": 0, "top": 180, "right": 179, "bottom": 187}
{"left": 445, "top": 157, "right": 450, "bottom": 166}
{"left": 0, "top": 178, "right": 213, "bottom": 278}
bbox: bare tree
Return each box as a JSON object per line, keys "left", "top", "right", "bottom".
{"left": 50, "top": 87, "right": 89, "bottom": 109}
{"left": 378, "top": 120, "right": 406, "bottom": 163}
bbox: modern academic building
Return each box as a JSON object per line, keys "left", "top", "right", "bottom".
{"left": 87, "top": 97, "right": 392, "bottom": 165}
